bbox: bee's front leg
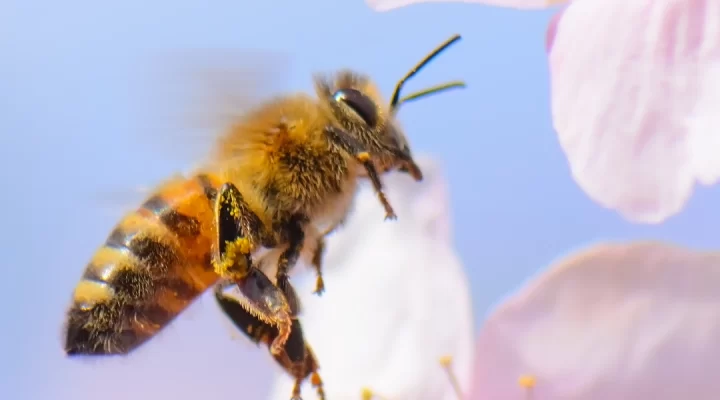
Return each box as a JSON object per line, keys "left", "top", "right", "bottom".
{"left": 325, "top": 125, "right": 397, "bottom": 220}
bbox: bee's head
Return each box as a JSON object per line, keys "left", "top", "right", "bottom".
{"left": 314, "top": 70, "right": 419, "bottom": 178}
{"left": 314, "top": 34, "right": 465, "bottom": 182}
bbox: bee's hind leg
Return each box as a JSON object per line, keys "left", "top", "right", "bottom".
{"left": 212, "top": 182, "right": 260, "bottom": 280}
{"left": 310, "top": 371, "right": 326, "bottom": 400}
{"left": 212, "top": 182, "right": 293, "bottom": 355}
{"left": 290, "top": 378, "right": 303, "bottom": 400}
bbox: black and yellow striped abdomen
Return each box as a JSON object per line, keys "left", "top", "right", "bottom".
{"left": 64, "top": 173, "right": 225, "bottom": 355}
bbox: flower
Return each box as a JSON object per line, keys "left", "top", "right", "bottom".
{"left": 365, "top": 0, "right": 568, "bottom": 12}
{"left": 548, "top": 0, "right": 720, "bottom": 223}
{"left": 469, "top": 241, "right": 720, "bottom": 400}
{"left": 366, "top": 0, "right": 720, "bottom": 224}
{"left": 266, "top": 156, "right": 475, "bottom": 400}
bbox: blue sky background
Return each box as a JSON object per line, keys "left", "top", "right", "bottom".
{"left": 3, "top": 0, "right": 720, "bottom": 399}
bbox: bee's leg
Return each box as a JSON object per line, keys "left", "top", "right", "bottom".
{"left": 212, "top": 182, "right": 257, "bottom": 280}
{"left": 304, "top": 345, "right": 326, "bottom": 400}
{"left": 325, "top": 126, "right": 396, "bottom": 220}
{"left": 290, "top": 378, "right": 303, "bottom": 400}
{"left": 310, "top": 236, "right": 326, "bottom": 295}
{"left": 214, "top": 280, "right": 298, "bottom": 365}
{"left": 272, "top": 215, "right": 306, "bottom": 315}
{"left": 309, "top": 216, "right": 349, "bottom": 296}
{"left": 212, "top": 183, "right": 293, "bottom": 355}
{"left": 213, "top": 281, "right": 268, "bottom": 344}
{"left": 216, "top": 269, "right": 294, "bottom": 356}
{"left": 395, "top": 150, "right": 423, "bottom": 181}
{"left": 275, "top": 317, "right": 314, "bottom": 400}
{"left": 358, "top": 156, "right": 397, "bottom": 220}
{"left": 219, "top": 285, "right": 313, "bottom": 400}
{"left": 311, "top": 371, "right": 326, "bottom": 400}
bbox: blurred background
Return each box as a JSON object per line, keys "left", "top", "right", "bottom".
{"left": 2, "top": 0, "right": 720, "bottom": 399}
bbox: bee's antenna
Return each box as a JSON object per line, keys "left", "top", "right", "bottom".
{"left": 397, "top": 81, "right": 466, "bottom": 106}
{"left": 389, "top": 34, "right": 465, "bottom": 115}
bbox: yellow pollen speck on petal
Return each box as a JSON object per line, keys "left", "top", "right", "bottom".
{"left": 361, "top": 387, "right": 374, "bottom": 400}
{"left": 440, "top": 354, "right": 463, "bottom": 400}
{"left": 439, "top": 355, "right": 453, "bottom": 366}
{"left": 518, "top": 374, "right": 536, "bottom": 388}
{"left": 361, "top": 387, "right": 390, "bottom": 400}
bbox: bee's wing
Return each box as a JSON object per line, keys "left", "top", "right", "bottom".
{"left": 93, "top": 50, "right": 293, "bottom": 214}
{"left": 92, "top": 172, "right": 187, "bottom": 218}
{"left": 137, "top": 48, "right": 294, "bottom": 165}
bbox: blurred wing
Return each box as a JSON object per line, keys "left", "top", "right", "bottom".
{"left": 94, "top": 50, "right": 293, "bottom": 216}
{"left": 92, "top": 173, "right": 186, "bottom": 219}
{"left": 135, "top": 48, "right": 293, "bottom": 165}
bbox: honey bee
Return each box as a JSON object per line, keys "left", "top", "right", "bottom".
{"left": 63, "top": 34, "right": 464, "bottom": 363}
{"left": 215, "top": 280, "right": 324, "bottom": 400}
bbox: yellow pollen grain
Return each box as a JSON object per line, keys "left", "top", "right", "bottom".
{"left": 518, "top": 374, "right": 536, "bottom": 389}
{"left": 356, "top": 152, "right": 371, "bottom": 162}
{"left": 439, "top": 355, "right": 452, "bottom": 367}
{"left": 213, "top": 237, "right": 253, "bottom": 279}
{"left": 232, "top": 237, "right": 253, "bottom": 254}
{"left": 360, "top": 388, "right": 374, "bottom": 400}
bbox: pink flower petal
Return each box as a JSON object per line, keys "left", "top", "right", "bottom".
{"left": 549, "top": 0, "right": 720, "bottom": 223}
{"left": 366, "top": 0, "right": 570, "bottom": 12}
{"left": 545, "top": 8, "right": 564, "bottom": 52}
{"left": 469, "top": 241, "right": 720, "bottom": 400}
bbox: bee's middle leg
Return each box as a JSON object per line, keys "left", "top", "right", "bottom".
{"left": 310, "top": 236, "right": 326, "bottom": 295}
{"left": 272, "top": 215, "right": 306, "bottom": 315}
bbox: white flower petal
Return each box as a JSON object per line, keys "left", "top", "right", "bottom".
{"left": 470, "top": 241, "right": 720, "bottom": 400}
{"left": 548, "top": 0, "right": 720, "bottom": 223}
{"left": 266, "top": 156, "right": 475, "bottom": 400}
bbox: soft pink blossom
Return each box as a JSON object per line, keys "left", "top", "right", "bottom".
{"left": 548, "top": 0, "right": 720, "bottom": 223}
{"left": 469, "top": 241, "right": 720, "bottom": 400}
{"left": 365, "top": 0, "right": 568, "bottom": 12}
{"left": 366, "top": 0, "right": 720, "bottom": 224}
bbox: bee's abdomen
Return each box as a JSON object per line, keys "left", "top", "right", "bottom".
{"left": 65, "top": 176, "right": 219, "bottom": 355}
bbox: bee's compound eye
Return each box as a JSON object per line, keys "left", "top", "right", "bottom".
{"left": 333, "top": 88, "right": 378, "bottom": 127}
